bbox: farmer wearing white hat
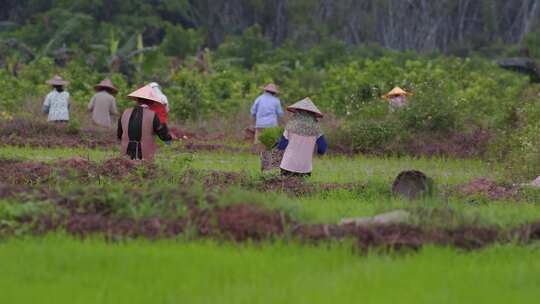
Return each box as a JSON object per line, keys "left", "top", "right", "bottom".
{"left": 382, "top": 87, "right": 413, "bottom": 110}
{"left": 250, "top": 83, "right": 284, "bottom": 149}
{"left": 276, "top": 97, "right": 327, "bottom": 177}
{"left": 117, "top": 84, "right": 172, "bottom": 160}
{"left": 88, "top": 79, "right": 119, "bottom": 128}
{"left": 42, "top": 75, "right": 71, "bottom": 123}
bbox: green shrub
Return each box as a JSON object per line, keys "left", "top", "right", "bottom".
{"left": 258, "top": 127, "right": 284, "bottom": 150}
{"left": 66, "top": 118, "right": 81, "bottom": 135}
{"left": 338, "top": 120, "right": 399, "bottom": 153}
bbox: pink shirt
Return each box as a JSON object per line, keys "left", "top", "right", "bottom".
{"left": 280, "top": 130, "right": 317, "bottom": 173}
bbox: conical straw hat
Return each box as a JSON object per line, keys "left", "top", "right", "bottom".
{"left": 95, "top": 79, "right": 118, "bottom": 93}
{"left": 262, "top": 83, "right": 280, "bottom": 94}
{"left": 127, "top": 84, "right": 162, "bottom": 103}
{"left": 46, "top": 75, "right": 69, "bottom": 86}
{"left": 287, "top": 97, "right": 323, "bottom": 118}
{"left": 382, "top": 87, "right": 412, "bottom": 100}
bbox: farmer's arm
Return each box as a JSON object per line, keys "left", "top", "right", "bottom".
{"left": 276, "top": 100, "right": 284, "bottom": 125}
{"left": 42, "top": 95, "right": 50, "bottom": 113}
{"left": 88, "top": 96, "right": 95, "bottom": 112}
{"left": 250, "top": 98, "right": 259, "bottom": 125}
{"left": 153, "top": 115, "right": 172, "bottom": 142}
{"left": 117, "top": 117, "right": 123, "bottom": 140}
{"left": 316, "top": 135, "right": 327, "bottom": 155}
{"left": 277, "top": 130, "right": 289, "bottom": 150}
{"left": 110, "top": 98, "right": 118, "bottom": 115}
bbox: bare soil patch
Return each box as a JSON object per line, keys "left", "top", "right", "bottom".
{"left": 456, "top": 178, "right": 518, "bottom": 200}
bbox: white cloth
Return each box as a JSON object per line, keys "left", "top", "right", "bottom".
{"left": 43, "top": 90, "right": 70, "bottom": 121}
{"left": 149, "top": 82, "right": 169, "bottom": 112}
{"left": 279, "top": 130, "right": 317, "bottom": 174}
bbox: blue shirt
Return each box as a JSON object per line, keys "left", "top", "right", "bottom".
{"left": 251, "top": 93, "right": 284, "bottom": 128}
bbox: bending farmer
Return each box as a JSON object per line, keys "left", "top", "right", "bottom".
{"left": 277, "top": 97, "right": 327, "bottom": 177}
{"left": 117, "top": 84, "right": 172, "bottom": 160}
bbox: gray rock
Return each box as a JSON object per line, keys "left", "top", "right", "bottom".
{"left": 392, "top": 170, "right": 433, "bottom": 200}
{"left": 340, "top": 210, "right": 410, "bottom": 226}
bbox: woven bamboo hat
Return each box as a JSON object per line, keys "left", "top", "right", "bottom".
{"left": 262, "top": 83, "right": 280, "bottom": 94}
{"left": 287, "top": 97, "right": 323, "bottom": 118}
{"left": 382, "top": 87, "right": 412, "bottom": 100}
{"left": 95, "top": 79, "right": 118, "bottom": 93}
{"left": 127, "top": 84, "right": 162, "bottom": 103}
{"left": 46, "top": 75, "right": 69, "bottom": 86}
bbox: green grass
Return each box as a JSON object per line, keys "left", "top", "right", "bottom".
{"left": 1, "top": 236, "right": 540, "bottom": 304}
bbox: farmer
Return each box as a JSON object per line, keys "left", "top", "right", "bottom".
{"left": 88, "top": 79, "right": 119, "bottom": 128}
{"left": 382, "top": 87, "right": 412, "bottom": 110}
{"left": 277, "top": 97, "right": 327, "bottom": 177}
{"left": 117, "top": 84, "right": 172, "bottom": 160}
{"left": 42, "top": 75, "right": 70, "bottom": 123}
{"left": 148, "top": 82, "right": 169, "bottom": 124}
{"left": 250, "top": 83, "right": 284, "bottom": 150}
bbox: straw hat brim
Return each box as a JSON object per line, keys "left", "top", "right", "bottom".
{"left": 261, "top": 84, "right": 280, "bottom": 94}
{"left": 286, "top": 107, "right": 323, "bottom": 118}
{"left": 95, "top": 84, "right": 118, "bottom": 93}
{"left": 382, "top": 92, "right": 413, "bottom": 100}
{"left": 46, "top": 79, "right": 69, "bottom": 86}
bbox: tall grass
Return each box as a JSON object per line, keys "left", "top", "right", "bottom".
{"left": 1, "top": 236, "right": 539, "bottom": 304}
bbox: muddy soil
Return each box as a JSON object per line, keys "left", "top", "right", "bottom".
{"left": 0, "top": 157, "right": 158, "bottom": 184}
{"left": 17, "top": 200, "right": 540, "bottom": 251}
{"left": 456, "top": 178, "right": 518, "bottom": 200}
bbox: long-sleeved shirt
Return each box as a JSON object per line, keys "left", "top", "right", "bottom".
{"left": 250, "top": 93, "right": 284, "bottom": 128}
{"left": 88, "top": 91, "right": 118, "bottom": 128}
{"left": 117, "top": 106, "right": 172, "bottom": 160}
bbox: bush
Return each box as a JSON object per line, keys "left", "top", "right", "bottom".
{"left": 337, "top": 120, "right": 399, "bottom": 153}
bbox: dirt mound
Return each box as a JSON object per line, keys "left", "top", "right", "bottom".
{"left": 15, "top": 193, "right": 540, "bottom": 251}
{"left": 255, "top": 176, "right": 315, "bottom": 196}
{"left": 0, "top": 157, "right": 158, "bottom": 184}
{"left": 0, "top": 161, "right": 52, "bottom": 184}
{"left": 216, "top": 204, "right": 286, "bottom": 241}
{"left": 0, "top": 183, "right": 34, "bottom": 199}
{"left": 457, "top": 178, "right": 517, "bottom": 200}
{"left": 169, "top": 126, "right": 195, "bottom": 140}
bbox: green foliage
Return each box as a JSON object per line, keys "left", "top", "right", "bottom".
{"left": 524, "top": 28, "right": 540, "bottom": 60}
{"left": 161, "top": 24, "right": 203, "bottom": 58}
{"left": 337, "top": 120, "right": 399, "bottom": 153}
{"left": 216, "top": 25, "right": 272, "bottom": 69}
{"left": 258, "top": 127, "right": 284, "bottom": 150}
{"left": 66, "top": 118, "right": 80, "bottom": 135}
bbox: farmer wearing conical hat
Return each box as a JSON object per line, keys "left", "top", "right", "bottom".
{"left": 148, "top": 82, "right": 169, "bottom": 124}
{"left": 42, "top": 75, "right": 71, "bottom": 123}
{"left": 250, "top": 83, "right": 284, "bottom": 149}
{"left": 117, "top": 84, "right": 172, "bottom": 160}
{"left": 88, "top": 79, "right": 119, "bottom": 128}
{"left": 276, "top": 97, "right": 327, "bottom": 177}
{"left": 382, "top": 87, "right": 412, "bottom": 110}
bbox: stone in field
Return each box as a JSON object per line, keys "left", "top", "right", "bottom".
{"left": 340, "top": 210, "right": 410, "bottom": 226}
{"left": 392, "top": 170, "right": 433, "bottom": 200}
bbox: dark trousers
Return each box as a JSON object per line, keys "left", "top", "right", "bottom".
{"left": 280, "top": 169, "right": 311, "bottom": 177}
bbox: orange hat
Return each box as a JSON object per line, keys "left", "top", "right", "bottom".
{"left": 287, "top": 97, "right": 323, "bottom": 118}
{"left": 46, "top": 75, "right": 69, "bottom": 86}
{"left": 382, "top": 87, "right": 412, "bottom": 100}
{"left": 95, "top": 79, "right": 118, "bottom": 93}
{"left": 127, "top": 84, "right": 162, "bottom": 103}
{"left": 262, "top": 83, "right": 280, "bottom": 94}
